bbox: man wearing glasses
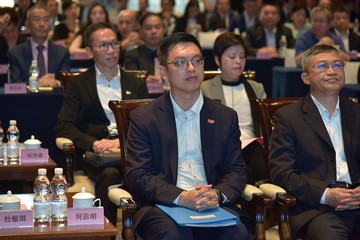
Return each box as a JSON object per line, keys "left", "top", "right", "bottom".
{"left": 125, "top": 32, "right": 254, "bottom": 239}
{"left": 270, "top": 44, "right": 360, "bottom": 240}
{"left": 55, "top": 22, "right": 148, "bottom": 226}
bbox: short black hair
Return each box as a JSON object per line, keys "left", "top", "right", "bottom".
{"left": 213, "top": 32, "right": 248, "bottom": 63}
{"left": 84, "top": 22, "right": 117, "bottom": 47}
{"left": 157, "top": 32, "right": 203, "bottom": 66}
{"left": 139, "top": 12, "right": 162, "bottom": 27}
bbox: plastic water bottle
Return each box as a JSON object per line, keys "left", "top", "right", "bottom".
{"left": 6, "top": 120, "right": 20, "bottom": 162}
{"left": 279, "top": 35, "right": 287, "bottom": 58}
{"left": 0, "top": 121, "right": 4, "bottom": 161}
{"left": 33, "top": 168, "right": 51, "bottom": 222}
{"left": 29, "top": 60, "right": 39, "bottom": 92}
{"left": 50, "top": 168, "right": 68, "bottom": 221}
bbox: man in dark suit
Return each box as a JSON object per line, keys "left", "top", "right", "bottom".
{"left": 123, "top": 12, "right": 165, "bottom": 83}
{"left": 331, "top": 7, "right": 360, "bottom": 53}
{"left": 55, "top": 22, "right": 148, "bottom": 226}
{"left": 245, "top": 2, "right": 295, "bottom": 57}
{"left": 7, "top": 6, "right": 70, "bottom": 87}
{"left": 125, "top": 32, "right": 254, "bottom": 239}
{"left": 270, "top": 44, "right": 360, "bottom": 239}
{"left": 229, "top": 0, "right": 260, "bottom": 33}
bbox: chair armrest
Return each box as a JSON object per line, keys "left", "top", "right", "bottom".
{"left": 108, "top": 184, "right": 136, "bottom": 240}
{"left": 241, "top": 184, "right": 265, "bottom": 201}
{"left": 258, "top": 183, "right": 286, "bottom": 199}
{"left": 56, "top": 137, "right": 73, "bottom": 150}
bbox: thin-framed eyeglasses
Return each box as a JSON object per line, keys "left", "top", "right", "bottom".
{"left": 94, "top": 41, "right": 121, "bottom": 51}
{"left": 164, "top": 57, "right": 204, "bottom": 70}
{"left": 311, "top": 61, "right": 346, "bottom": 72}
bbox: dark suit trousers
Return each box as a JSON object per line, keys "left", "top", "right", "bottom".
{"left": 297, "top": 208, "right": 360, "bottom": 240}
{"left": 137, "top": 205, "right": 254, "bottom": 240}
{"left": 83, "top": 161, "right": 121, "bottom": 226}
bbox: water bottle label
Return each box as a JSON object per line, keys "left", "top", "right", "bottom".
{"left": 34, "top": 201, "right": 50, "bottom": 216}
{"left": 51, "top": 201, "right": 68, "bottom": 215}
{"left": 29, "top": 77, "right": 39, "bottom": 91}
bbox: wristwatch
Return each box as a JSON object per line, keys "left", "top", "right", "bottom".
{"left": 213, "top": 189, "right": 224, "bottom": 204}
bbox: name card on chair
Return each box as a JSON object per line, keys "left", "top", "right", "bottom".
{"left": 72, "top": 52, "right": 90, "bottom": 60}
{"left": 21, "top": 149, "right": 49, "bottom": 163}
{"left": 67, "top": 207, "right": 104, "bottom": 225}
{"left": 256, "top": 52, "right": 272, "bottom": 60}
{"left": 4, "top": 83, "right": 27, "bottom": 94}
{"left": 147, "top": 82, "right": 164, "bottom": 94}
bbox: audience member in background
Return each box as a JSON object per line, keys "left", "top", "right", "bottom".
{"left": 284, "top": 4, "right": 310, "bottom": 39}
{"left": 0, "top": 7, "right": 26, "bottom": 63}
{"left": 51, "top": 0, "right": 81, "bottom": 47}
{"left": 201, "top": 32, "right": 267, "bottom": 184}
{"left": 229, "top": 0, "right": 260, "bottom": 33}
{"left": 270, "top": 44, "right": 360, "bottom": 240}
{"left": 295, "top": 5, "right": 349, "bottom": 66}
{"left": 46, "top": 0, "right": 64, "bottom": 30}
{"left": 108, "top": 0, "right": 128, "bottom": 25}
{"left": 55, "top": 22, "right": 148, "bottom": 227}
{"left": 174, "top": 0, "right": 206, "bottom": 34}
{"left": 344, "top": 0, "right": 359, "bottom": 30}
{"left": 331, "top": 7, "right": 360, "bottom": 54}
{"left": 15, "top": 0, "right": 34, "bottom": 30}
{"left": 245, "top": 2, "right": 295, "bottom": 57}
{"left": 279, "top": 0, "right": 294, "bottom": 23}
{"left": 137, "top": 0, "right": 149, "bottom": 20}
{"left": 158, "top": 0, "right": 178, "bottom": 36}
{"left": 117, "top": 9, "right": 143, "bottom": 65}
{"left": 207, "top": 0, "right": 238, "bottom": 31}
{"left": 123, "top": 13, "right": 165, "bottom": 85}
{"left": 8, "top": 6, "right": 70, "bottom": 87}
{"left": 69, "top": 2, "right": 109, "bottom": 55}
{"left": 305, "top": 0, "right": 319, "bottom": 17}
{"left": 125, "top": 31, "right": 255, "bottom": 240}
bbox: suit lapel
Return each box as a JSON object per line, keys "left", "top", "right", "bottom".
{"left": 85, "top": 67, "right": 106, "bottom": 116}
{"left": 302, "top": 95, "right": 333, "bottom": 148}
{"left": 156, "top": 94, "right": 179, "bottom": 183}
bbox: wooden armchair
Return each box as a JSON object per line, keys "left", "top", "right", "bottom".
{"left": 58, "top": 71, "right": 81, "bottom": 90}
{"left": 107, "top": 99, "right": 277, "bottom": 240}
{"left": 251, "top": 98, "right": 301, "bottom": 240}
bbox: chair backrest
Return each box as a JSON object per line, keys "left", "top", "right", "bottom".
{"left": 204, "top": 70, "right": 221, "bottom": 80}
{"left": 252, "top": 98, "right": 302, "bottom": 162}
{"left": 59, "top": 71, "right": 81, "bottom": 90}
{"left": 108, "top": 99, "right": 153, "bottom": 177}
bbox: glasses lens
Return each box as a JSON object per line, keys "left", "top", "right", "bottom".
{"left": 315, "top": 62, "right": 328, "bottom": 71}
{"left": 332, "top": 62, "right": 343, "bottom": 71}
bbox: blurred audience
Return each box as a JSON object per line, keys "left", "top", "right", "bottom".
{"left": 14, "top": 0, "right": 34, "bottom": 30}
{"left": 245, "top": 2, "right": 295, "bottom": 57}
{"left": 279, "top": 0, "right": 294, "bottom": 23}
{"left": 123, "top": 12, "right": 165, "bottom": 84}
{"left": 69, "top": 2, "right": 109, "bottom": 55}
{"left": 331, "top": 7, "right": 360, "bottom": 53}
{"left": 174, "top": 0, "right": 206, "bottom": 34}
{"left": 284, "top": 4, "right": 310, "bottom": 39}
{"left": 51, "top": 0, "right": 81, "bottom": 47}
{"left": 0, "top": 7, "right": 25, "bottom": 63}
{"left": 295, "top": 5, "right": 349, "bottom": 66}
{"left": 206, "top": 0, "right": 238, "bottom": 31}
{"left": 137, "top": 0, "right": 149, "bottom": 20}
{"left": 108, "top": 0, "right": 128, "bottom": 26}
{"left": 117, "top": 9, "right": 143, "bottom": 65}
{"left": 158, "top": 0, "right": 177, "bottom": 36}
{"left": 229, "top": 0, "right": 260, "bottom": 33}
{"left": 8, "top": 6, "right": 70, "bottom": 86}
{"left": 46, "top": 0, "right": 64, "bottom": 30}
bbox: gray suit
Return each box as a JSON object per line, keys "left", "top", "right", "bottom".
{"left": 201, "top": 75, "right": 266, "bottom": 137}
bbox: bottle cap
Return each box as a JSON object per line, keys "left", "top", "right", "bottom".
{"left": 38, "top": 168, "right": 47, "bottom": 175}
{"left": 54, "top": 168, "right": 63, "bottom": 175}
{"left": 9, "top": 120, "right": 16, "bottom": 125}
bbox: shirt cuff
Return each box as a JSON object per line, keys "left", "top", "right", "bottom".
{"left": 320, "top": 188, "right": 329, "bottom": 205}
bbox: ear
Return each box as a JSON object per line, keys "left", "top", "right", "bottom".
{"left": 301, "top": 72, "right": 310, "bottom": 85}
{"left": 214, "top": 55, "right": 221, "bottom": 68}
{"left": 86, "top": 46, "right": 93, "bottom": 59}
{"left": 159, "top": 65, "right": 168, "bottom": 81}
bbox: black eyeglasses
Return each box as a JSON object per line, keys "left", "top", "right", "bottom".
{"left": 94, "top": 41, "right": 120, "bottom": 51}
{"left": 312, "top": 61, "right": 346, "bottom": 72}
{"left": 164, "top": 57, "right": 204, "bottom": 70}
